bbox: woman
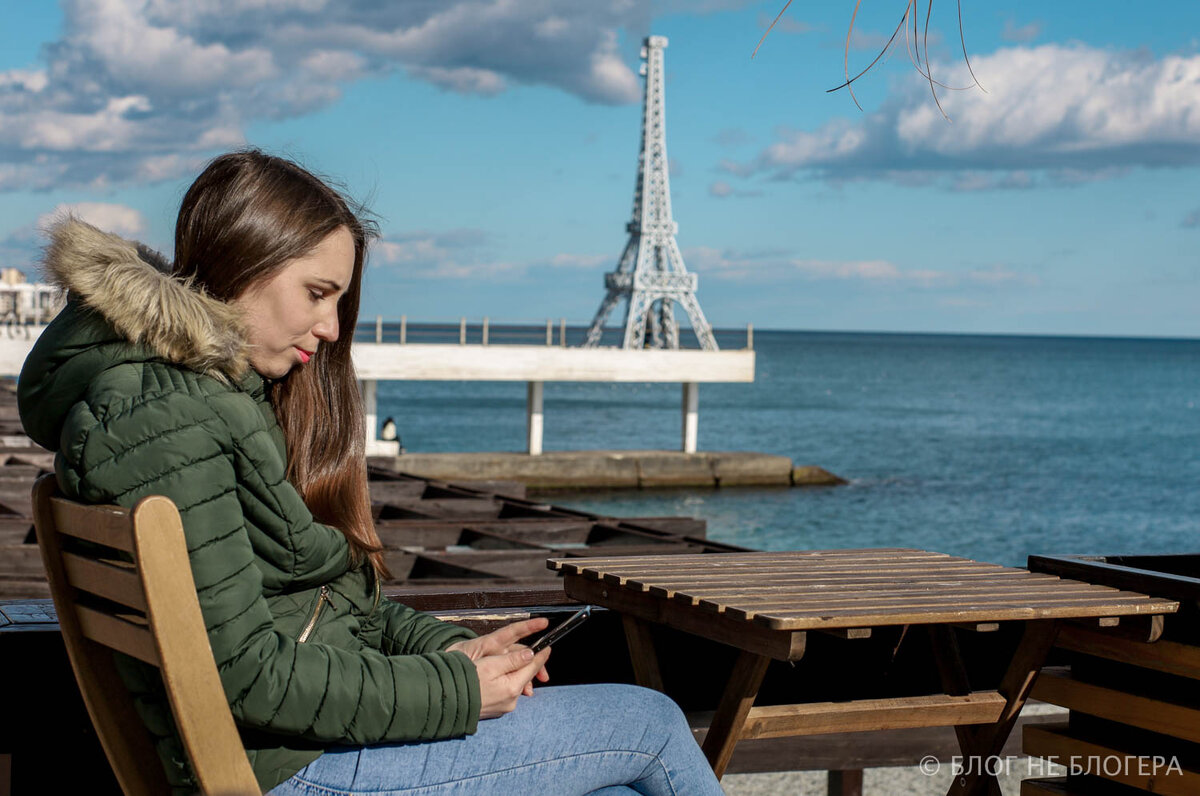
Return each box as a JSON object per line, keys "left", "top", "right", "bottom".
{"left": 18, "top": 151, "right": 723, "bottom": 795}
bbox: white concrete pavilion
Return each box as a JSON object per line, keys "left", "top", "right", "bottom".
{"left": 353, "top": 344, "right": 755, "bottom": 456}
{"left": 0, "top": 330, "right": 755, "bottom": 456}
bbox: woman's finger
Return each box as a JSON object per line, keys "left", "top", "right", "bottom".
{"left": 505, "top": 645, "right": 551, "bottom": 689}
{"left": 492, "top": 617, "right": 550, "bottom": 646}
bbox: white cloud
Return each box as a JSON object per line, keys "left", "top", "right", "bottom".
{"left": 373, "top": 227, "right": 605, "bottom": 281}
{"left": 755, "top": 12, "right": 816, "bottom": 36}
{"left": 0, "top": 0, "right": 645, "bottom": 191}
{"left": 684, "top": 245, "right": 1039, "bottom": 291}
{"left": 0, "top": 201, "right": 149, "bottom": 276}
{"left": 38, "top": 202, "right": 149, "bottom": 238}
{"left": 708, "top": 179, "right": 761, "bottom": 198}
{"left": 736, "top": 44, "right": 1200, "bottom": 187}
{"left": 547, "top": 252, "right": 609, "bottom": 269}
{"left": 1001, "top": 19, "right": 1042, "bottom": 44}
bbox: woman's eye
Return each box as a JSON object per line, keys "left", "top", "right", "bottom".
{"left": 308, "top": 289, "right": 323, "bottom": 301}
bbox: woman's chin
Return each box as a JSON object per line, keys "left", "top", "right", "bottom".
{"left": 250, "top": 356, "right": 296, "bottom": 380}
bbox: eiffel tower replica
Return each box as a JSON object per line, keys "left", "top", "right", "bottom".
{"left": 583, "top": 36, "right": 717, "bottom": 351}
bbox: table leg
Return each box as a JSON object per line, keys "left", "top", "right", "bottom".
{"left": 944, "top": 619, "right": 1060, "bottom": 796}
{"left": 927, "top": 625, "right": 982, "bottom": 752}
{"left": 621, "top": 615, "right": 664, "bottom": 692}
{"left": 702, "top": 649, "right": 771, "bottom": 780}
{"left": 828, "top": 769, "right": 863, "bottom": 796}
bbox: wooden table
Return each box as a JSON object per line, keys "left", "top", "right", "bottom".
{"left": 548, "top": 549, "right": 1179, "bottom": 796}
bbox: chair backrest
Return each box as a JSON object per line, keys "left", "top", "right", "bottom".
{"left": 32, "top": 474, "right": 260, "bottom": 796}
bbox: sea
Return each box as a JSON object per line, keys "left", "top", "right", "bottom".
{"left": 374, "top": 331, "right": 1200, "bottom": 568}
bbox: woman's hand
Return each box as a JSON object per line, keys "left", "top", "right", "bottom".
{"left": 470, "top": 645, "right": 552, "bottom": 719}
{"left": 447, "top": 618, "right": 552, "bottom": 717}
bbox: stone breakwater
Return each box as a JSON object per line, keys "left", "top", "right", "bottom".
{"left": 369, "top": 450, "right": 847, "bottom": 490}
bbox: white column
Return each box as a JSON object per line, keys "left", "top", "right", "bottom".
{"left": 362, "top": 379, "right": 378, "bottom": 443}
{"left": 527, "top": 381, "right": 544, "bottom": 455}
{"left": 681, "top": 381, "right": 698, "bottom": 453}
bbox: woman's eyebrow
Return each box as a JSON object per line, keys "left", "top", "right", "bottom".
{"left": 313, "top": 278, "right": 343, "bottom": 292}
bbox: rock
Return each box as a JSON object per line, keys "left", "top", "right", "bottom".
{"left": 791, "top": 465, "right": 848, "bottom": 486}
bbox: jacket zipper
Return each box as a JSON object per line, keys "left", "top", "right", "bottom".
{"left": 298, "top": 585, "right": 335, "bottom": 643}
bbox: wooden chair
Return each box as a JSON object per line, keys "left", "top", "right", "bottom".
{"left": 32, "top": 474, "right": 260, "bottom": 795}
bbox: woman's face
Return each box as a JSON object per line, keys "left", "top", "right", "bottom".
{"left": 234, "top": 226, "right": 355, "bottom": 379}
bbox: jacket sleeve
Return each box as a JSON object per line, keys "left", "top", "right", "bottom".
{"left": 58, "top": 389, "right": 481, "bottom": 743}
{"left": 364, "top": 599, "right": 477, "bottom": 657}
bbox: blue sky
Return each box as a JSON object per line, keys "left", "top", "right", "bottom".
{"left": 0, "top": 1, "right": 1197, "bottom": 337}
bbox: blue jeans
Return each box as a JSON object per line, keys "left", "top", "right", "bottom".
{"left": 267, "top": 684, "right": 723, "bottom": 795}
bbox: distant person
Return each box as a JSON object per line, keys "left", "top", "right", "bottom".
{"left": 18, "top": 150, "right": 720, "bottom": 796}
{"left": 380, "top": 414, "right": 405, "bottom": 454}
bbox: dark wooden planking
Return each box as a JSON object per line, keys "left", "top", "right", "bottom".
{"left": 1054, "top": 622, "right": 1198, "bottom": 678}
{"left": 366, "top": 480, "right": 427, "bottom": 502}
{"left": 1023, "top": 722, "right": 1199, "bottom": 796}
{"left": 1031, "top": 670, "right": 1200, "bottom": 744}
{"left": 0, "top": 519, "right": 33, "bottom": 545}
{"left": 562, "top": 544, "right": 710, "bottom": 559}
{"left": 378, "top": 498, "right": 502, "bottom": 521}
{"left": 549, "top": 548, "right": 947, "bottom": 573}
{"left": 688, "top": 711, "right": 1063, "bottom": 774}
{"left": 458, "top": 528, "right": 552, "bottom": 551}
{"left": 385, "top": 581, "right": 571, "bottom": 610}
{"left": 0, "top": 578, "right": 50, "bottom": 599}
{"left": 695, "top": 585, "right": 1133, "bottom": 613}
{"left": 666, "top": 575, "right": 1077, "bottom": 603}
{"left": 1029, "top": 553, "right": 1200, "bottom": 604}
{"left": 651, "top": 570, "right": 1052, "bottom": 597}
{"left": 571, "top": 561, "right": 1013, "bottom": 583}
{"left": 375, "top": 525, "right": 464, "bottom": 548}
{"left": 0, "top": 544, "right": 42, "bottom": 576}
{"left": 563, "top": 574, "right": 806, "bottom": 661}
{"left": 427, "top": 551, "right": 557, "bottom": 580}
{"left": 740, "top": 692, "right": 1007, "bottom": 739}
{"left": 742, "top": 596, "right": 1176, "bottom": 630}
{"left": 404, "top": 554, "right": 505, "bottom": 581}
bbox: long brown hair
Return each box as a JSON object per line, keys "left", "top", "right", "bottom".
{"left": 173, "top": 150, "right": 387, "bottom": 577}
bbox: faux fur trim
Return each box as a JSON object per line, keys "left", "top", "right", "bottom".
{"left": 43, "top": 218, "right": 249, "bottom": 380}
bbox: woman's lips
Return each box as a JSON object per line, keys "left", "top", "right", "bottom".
{"left": 295, "top": 347, "right": 313, "bottom": 364}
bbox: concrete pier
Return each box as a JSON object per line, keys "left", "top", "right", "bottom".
{"left": 368, "top": 450, "right": 846, "bottom": 490}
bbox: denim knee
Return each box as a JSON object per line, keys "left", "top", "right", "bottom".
{"left": 601, "top": 685, "right": 692, "bottom": 738}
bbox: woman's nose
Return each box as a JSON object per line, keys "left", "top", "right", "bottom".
{"left": 313, "top": 309, "right": 339, "bottom": 342}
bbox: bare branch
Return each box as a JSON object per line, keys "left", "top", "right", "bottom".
{"left": 752, "top": 0, "right": 794, "bottom": 59}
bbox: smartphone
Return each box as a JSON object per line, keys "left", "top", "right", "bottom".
{"left": 530, "top": 605, "right": 592, "bottom": 653}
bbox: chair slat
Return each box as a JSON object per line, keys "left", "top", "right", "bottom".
{"left": 76, "top": 604, "right": 160, "bottom": 665}
{"left": 62, "top": 551, "right": 147, "bottom": 612}
{"left": 34, "top": 474, "right": 262, "bottom": 794}
{"left": 50, "top": 498, "right": 134, "bottom": 552}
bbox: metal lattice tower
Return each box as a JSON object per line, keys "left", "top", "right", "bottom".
{"left": 583, "top": 36, "right": 717, "bottom": 351}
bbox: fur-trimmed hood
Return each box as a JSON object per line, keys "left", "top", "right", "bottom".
{"left": 41, "top": 219, "right": 249, "bottom": 378}
{"left": 18, "top": 219, "right": 255, "bottom": 451}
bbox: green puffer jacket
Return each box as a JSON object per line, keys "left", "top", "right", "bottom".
{"left": 18, "top": 220, "right": 481, "bottom": 793}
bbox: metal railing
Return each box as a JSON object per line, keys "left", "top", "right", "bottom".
{"left": 353, "top": 317, "right": 753, "bottom": 350}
